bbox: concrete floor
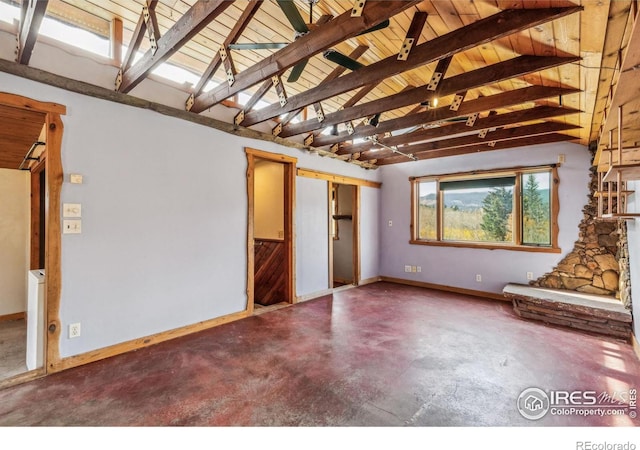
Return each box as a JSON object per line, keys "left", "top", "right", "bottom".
{"left": 0, "top": 282, "right": 638, "bottom": 426}
{"left": 0, "top": 319, "right": 27, "bottom": 382}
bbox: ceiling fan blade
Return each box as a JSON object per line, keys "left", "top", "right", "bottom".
{"left": 323, "top": 49, "right": 364, "bottom": 71}
{"left": 355, "top": 19, "right": 390, "bottom": 37}
{"left": 276, "top": 0, "right": 309, "bottom": 34}
{"left": 228, "top": 43, "right": 289, "bottom": 50}
{"left": 287, "top": 58, "right": 309, "bottom": 83}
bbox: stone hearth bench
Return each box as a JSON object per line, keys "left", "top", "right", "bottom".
{"left": 503, "top": 283, "right": 632, "bottom": 341}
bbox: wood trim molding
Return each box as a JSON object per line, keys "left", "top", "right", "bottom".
{"left": 0, "top": 368, "right": 46, "bottom": 391}
{"left": 359, "top": 276, "right": 382, "bottom": 286}
{"left": 0, "top": 312, "right": 25, "bottom": 322}
{"left": 408, "top": 239, "right": 562, "bottom": 253}
{"left": 379, "top": 276, "right": 508, "bottom": 302}
{"left": 45, "top": 113, "right": 64, "bottom": 373}
{"left": 0, "top": 91, "right": 66, "bottom": 114}
{"left": 245, "top": 147, "right": 297, "bottom": 163}
{"left": 297, "top": 168, "right": 381, "bottom": 188}
{"left": 49, "top": 310, "right": 249, "bottom": 373}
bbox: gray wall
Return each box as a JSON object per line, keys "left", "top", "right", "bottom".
{"left": 378, "top": 142, "right": 592, "bottom": 294}
{"left": 0, "top": 71, "right": 381, "bottom": 358}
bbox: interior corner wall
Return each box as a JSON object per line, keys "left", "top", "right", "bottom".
{"left": 624, "top": 182, "right": 639, "bottom": 339}
{"left": 0, "top": 67, "right": 381, "bottom": 359}
{"left": 0, "top": 169, "right": 30, "bottom": 316}
{"left": 378, "top": 142, "right": 592, "bottom": 294}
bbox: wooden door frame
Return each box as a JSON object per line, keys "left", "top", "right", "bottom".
{"left": 0, "top": 92, "right": 65, "bottom": 388}
{"left": 328, "top": 182, "right": 360, "bottom": 287}
{"left": 245, "top": 148, "right": 296, "bottom": 315}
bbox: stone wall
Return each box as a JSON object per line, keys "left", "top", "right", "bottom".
{"left": 618, "top": 221, "right": 632, "bottom": 309}
{"left": 531, "top": 152, "right": 622, "bottom": 297}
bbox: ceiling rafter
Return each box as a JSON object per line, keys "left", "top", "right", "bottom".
{"left": 313, "top": 85, "right": 580, "bottom": 149}
{"left": 186, "top": 0, "right": 265, "bottom": 110}
{"left": 116, "top": 0, "right": 234, "bottom": 93}
{"left": 238, "top": 6, "right": 583, "bottom": 127}
{"left": 347, "top": 105, "right": 581, "bottom": 157}
{"left": 375, "top": 133, "right": 577, "bottom": 165}
{"left": 16, "top": 0, "right": 49, "bottom": 65}
{"left": 118, "top": 1, "right": 159, "bottom": 79}
{"left": 189, "top": 1, "right": 421, "bottom": 114}
{"left": 359, "top": 119, "right": 581, "bottom": 162}
{"left": 278, "top": 55, "right": 580, "bottom": 139}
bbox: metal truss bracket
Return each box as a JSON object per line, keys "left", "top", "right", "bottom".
{"left": 351, "top": 0, "right": 366, "bottom": 17}
{"left": 272, "top": 122, "right": 283, "bottom": 136}
{"left": 346, "top": 121, "right": 355, "bottom": 135}
{"left": 186, "top": 93, "right": 195, "bottom": 111}
{"left": 234, "top": 109, "right": 245, "bottom": 126}
{"left": 450, "top": 93, "right": 466, "bottom": 111}
{"left": 427, "top": 72, "right": 443, "bottom": 91}
{"left": 304, "top": 134, "right": 315, "bottom": 146}
{"left": 397, "top": 38, "right": 415, "bottom": 61}
{"left": 466, "top": 113, "right": 479, "bottom": 127}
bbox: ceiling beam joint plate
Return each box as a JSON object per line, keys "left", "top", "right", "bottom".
{"left": 351, "top": 0, "right": 366, "bottom": 17}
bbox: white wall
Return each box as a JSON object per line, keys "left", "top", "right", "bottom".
{"left": 378, "top": 142, "right": 592, "bottom": 294}
{"left": 0, "top": 69, "right": 381, "bottom": 358}
{"left": 0, "top": 169, "right": 30, "bottom": 316}
{"left": 254, "top": 160, "right": 284, "bottom": 240}
{"left": 296, "top": 177, "right": 329, "bottom": 296}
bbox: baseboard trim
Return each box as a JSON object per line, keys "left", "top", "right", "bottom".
{"left": 0, "top": 367, "right": 46, "bottom": 391}
{"left": 49, "top": 309, "right": 249, "bottom": 373}
{"left": 379, "top": 277, "right": 508, "bottom": 302}
{"left": 633, "top": 332, "right": 640, "bottom": 362}
{"left": 359, "top": 276, "right": 382, "bottom": 286}
{"left": 296, "top": 288, "right": 334, "bottom": 303}
{"left": 0, "top": 312, "right": 25, "bottom": 322}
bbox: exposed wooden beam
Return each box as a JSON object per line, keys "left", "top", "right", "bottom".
{"left": 360, "top": 121, "right": 580, "bottom": 162}
{"left": 110, "top": 17, "right": 123, "bottom": 67}
{"left": 239, "top": 6, "right": 583, "bottom": 126}
{"left": 187, "top": 0, "right": 264, "bottom": 109}
{"left": 279, "top": 55, "right": 580, "bottom": 138}
{"left": 117, "top": 0, "right": 233, "bottom": 93}
{"left": 119, "top": 1, "right": 158, "bottom": 75}
{"left": 16, "top": 0, "right": 49, "bottom": 65}
{"left": 397, "top": 11, "right": 428, "bottom": 61}
{"left": 375, "top": 133, "right": 577, "bottom": 165}
{"left": 313, "top": 86, "right": 580, "bottom": 148}
{"left": 354, "top": 105, "right": 580, "bottom": 158}
{"left": 190, "top": 1, "right": 420, "bottom": 113}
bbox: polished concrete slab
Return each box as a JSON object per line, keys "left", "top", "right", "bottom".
{"left": 0, "top": 319, "right": 27, "bottom": 382}
{"left": 0, "top": 282, "right": 638, "bottom": 426}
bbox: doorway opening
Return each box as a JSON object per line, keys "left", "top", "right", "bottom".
{"left": 245, "top": 148, "right": 296, "bottom": 315}
{"left": 329, "top": 183, "right": 360, "bottom": 289}
{"left": 0, "top": 93, "right": 64, "bottom": 389}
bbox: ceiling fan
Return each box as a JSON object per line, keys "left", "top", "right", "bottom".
{"left": 229, "top": 0, "right": 390, "bottom": 83}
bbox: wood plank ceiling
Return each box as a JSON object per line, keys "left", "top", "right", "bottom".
{"left": 6, "top": 0, "right": 640, "bottom": 167}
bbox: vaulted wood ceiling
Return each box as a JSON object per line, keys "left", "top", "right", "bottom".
{"left": 6, "top": 0, "right": 640, "bottom": 167}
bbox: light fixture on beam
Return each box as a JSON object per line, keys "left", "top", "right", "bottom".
{"left": 420, "top": 98, "right": 438, "bottom": 109}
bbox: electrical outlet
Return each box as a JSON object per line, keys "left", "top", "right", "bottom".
{"left": 476, "top": 274, "right": 482, "bottom": 282}
{"left": 69, "top": 323, "right": 81, "bottom": 338}
{"left": 558, "top": 154, "right": 566, "bottom": 164}
{"left": 527, "top": 272, "right": 534, "bottom": 280}
{"left": 404, "top": 265, "right": 411, "bottom": 273}
{"left": 388, "top": 220, "right": 393, "bottom": 227}
{"left": 417, "top": 266, "right": 421, "bottom": 273}
{"left": 412, "top": 266, "right": 417, "bottom": 273}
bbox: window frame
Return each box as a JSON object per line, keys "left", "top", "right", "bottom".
{"left": 410, "top": 165, "right": 560, "bottom": 253}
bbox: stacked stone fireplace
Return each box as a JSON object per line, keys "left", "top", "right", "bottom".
{"left": 531, "top": 149, "right": 632, "bottom": 310}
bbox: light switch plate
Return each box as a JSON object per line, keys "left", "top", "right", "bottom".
{"left": 70, "top": 174, "right": 83, "bottom": 184}
{"left": 63, "top": 203, "right": 81, "bottom": 218}
{"left": 63, "top": 219, "right": 82, "bottom": 234}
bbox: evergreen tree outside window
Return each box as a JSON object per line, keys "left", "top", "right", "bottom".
{"left": 412, "top": 166, "right": 558, "bottom": 252}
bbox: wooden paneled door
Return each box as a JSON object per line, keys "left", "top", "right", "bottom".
{"left": 245, "top": 148, "right": 296, "bottom": 314}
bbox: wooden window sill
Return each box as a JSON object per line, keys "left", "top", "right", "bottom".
{"left": 409, "top": 239, "right": 561, "bottom": 253}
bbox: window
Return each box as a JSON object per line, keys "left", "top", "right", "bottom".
{"left": 411, "top": 166, "right": 559, "bottom": 252}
